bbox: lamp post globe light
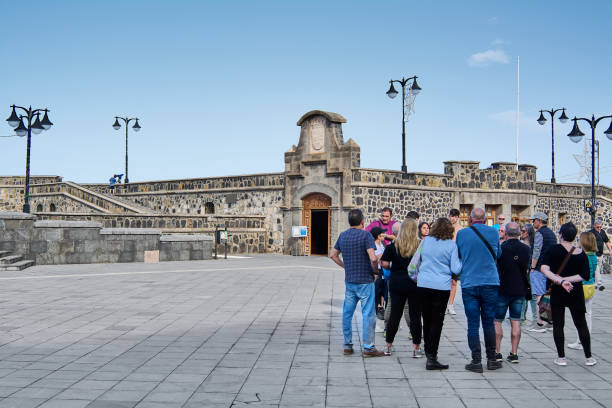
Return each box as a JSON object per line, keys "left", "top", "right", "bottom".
{"left": 567, "top": 113, "right": 612, "bottom": 227}
{"left": 5, "top": 105, "right": 53, "bottom": 213}
{"left": 537, "top": 108, "right": 569, "bottom": 183}
{"left": 112, "top": 116, "right": 141, "bottom": 184}
{"left": 386, "top": 75, "right": 422, "bottom": 173}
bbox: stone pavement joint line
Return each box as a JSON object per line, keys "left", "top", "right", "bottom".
{"left": 0, "top": 255, "right": 610, "bottom": 408}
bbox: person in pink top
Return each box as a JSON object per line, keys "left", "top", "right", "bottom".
{"left": 366, "top": 207, "right": 397, "bottom": 246}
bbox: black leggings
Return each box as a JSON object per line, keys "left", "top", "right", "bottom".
{"left": 551, "top": 300, "right": 591, "bottom": 358}
{"left": 385, "top": 287, "right": 422, "bottom": 345}
{"left": 421, "top": 288, "right": 450, "bottom": 358}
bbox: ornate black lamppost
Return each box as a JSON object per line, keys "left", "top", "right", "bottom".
{"left": 537, "top": 108, "right": 569, "bottom": 183}
{"left": 112, "top": 116, "right": 141, "bottom": 184}
{"left": 5, "top": 105, "right": 53, "bottom": 213}
{"left": 386, "top": 76, "right": 421, "bottom": 173}
{"left": 567, "top": 114, "right": 612, "bottom": 227}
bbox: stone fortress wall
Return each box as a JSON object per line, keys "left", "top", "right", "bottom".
{"left": 1, "top": 110, "right": 611, "bottom": 268}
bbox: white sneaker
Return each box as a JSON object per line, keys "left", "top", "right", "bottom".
{"left": 553, "top": 357, "right": 567, "bottom": 366}
{"left": 529, "top": 322, "right": 547, "bottom": 333}
{"left": 448, "top": 304, "right": 456, "bottom": 315}
{"left": 586, "top": 357, "right": 597, "bottom": 366}
{"left": 567, "top": 341, "right": 583, "bottom": 350}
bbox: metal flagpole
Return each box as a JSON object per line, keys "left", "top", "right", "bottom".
{"left": 516, "top": 56, "right": 520, "bottom": 169}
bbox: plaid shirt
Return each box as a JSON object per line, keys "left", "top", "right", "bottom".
{"left": 334, "top": 228, "right": 376, "bottom": 284}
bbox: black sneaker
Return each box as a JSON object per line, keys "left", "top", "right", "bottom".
{"left": 506, "top": 353, "right": 519, "bottom": 364}
{"left": 495, "top": 352, "right": 503, "bottom": 362}
{"left": 376, "top": 307, "right": 385, "bottom": 320}
{"left": 487, "top": 359, "right": 502, "bottom": 370}
{"left": 465, "top": 361, "right": 483, "bottom": 373}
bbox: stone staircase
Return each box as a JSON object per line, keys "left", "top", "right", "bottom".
{"left": 30, "top": 181, "right": 156, "bottom": 215}
{"left": 0, "top": 250, "right": 35, "bottom": 271}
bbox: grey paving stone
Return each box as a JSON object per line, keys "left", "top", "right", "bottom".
{"left": 37, "top": 399, "right": 91, "bottom": 408}
{"left": 0, "top": 257, "right": 610, "bottom": 408}
{"left": 0, "top": 398, "right": 46, "bottom": 408}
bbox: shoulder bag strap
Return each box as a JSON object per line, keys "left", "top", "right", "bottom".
{"left": 469, "top": 225, "right": 496, "bottom": 262}
{"left": 556, "top": 246, "right": 576, "bottom": 275}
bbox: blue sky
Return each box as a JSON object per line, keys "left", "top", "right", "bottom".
{"left": 2, "top": 1, "right": 611, "bottom": 186}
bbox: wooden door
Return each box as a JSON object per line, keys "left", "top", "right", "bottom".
{"left": 302, "top": 193, "right": 331, "bottom": 255}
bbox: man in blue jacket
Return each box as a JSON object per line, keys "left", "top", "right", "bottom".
{"left": 456, "top": 208, "right": 501, "bottom": 373}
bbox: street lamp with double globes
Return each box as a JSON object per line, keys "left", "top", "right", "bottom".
{"left": 5, "top": 105, "right": 53, "bottom": 213}
{"left": 567, "top": 114, "right": 612, "bottom": 227}
{"left": 537, "top": 108, "right": 569, "bottom": 183}
{"left": 386, "top": 76, "right": 422, "bottom": 173}
{"left": 112, "top": 116, "right": 141, "bottom": 184}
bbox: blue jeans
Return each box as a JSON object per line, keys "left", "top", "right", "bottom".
{"left": 343, "top": 282, "right": 376, "bottom": 350}
{"left": 462, "top": 285, "right": 499, "bottom": 361}
{"left": 495, "top": 295, "right": 524, "bottom": 321}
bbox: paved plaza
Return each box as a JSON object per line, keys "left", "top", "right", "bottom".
{"left": 0, "top": 255, "right": 611, "bottom": 408}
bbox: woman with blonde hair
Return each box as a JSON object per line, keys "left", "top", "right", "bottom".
{"left": 568, "top": 232, "right": 598, "bottom": 350}
{"left": 381, "top": 218, "right": 424, "bottom": 357}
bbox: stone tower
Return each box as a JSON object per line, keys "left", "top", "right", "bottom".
{"left": 282, "top": 110, "right": 360, "bottom": 255}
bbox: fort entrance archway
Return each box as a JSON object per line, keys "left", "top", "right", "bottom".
{"left": 301, "top": 193, "right": 331, "bottom": 255}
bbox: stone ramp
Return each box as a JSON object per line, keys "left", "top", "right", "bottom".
{"left": 30, "top": 181, "right": 155, "bottom": 214}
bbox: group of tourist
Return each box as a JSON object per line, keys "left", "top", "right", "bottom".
{"left": 330, "top": 206, "right": 609, "bottom": 371}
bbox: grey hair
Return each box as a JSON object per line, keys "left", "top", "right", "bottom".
{"left": 594, "top": 219, "right": 603, "bottom": 226}
{"left": 392, "top": 222, "right": 401, "bottom": 235}
{"left": 471, "top": 208, "right": 486, "bottom": 222}
{"left": 506, "top": 222, "right": 520, "bottom": 237}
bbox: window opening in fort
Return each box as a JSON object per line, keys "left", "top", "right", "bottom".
{"left": 49, "top": 203, "right": 56, "bottom": 212}
{"left": 204, "top": 202, "right": 215, "bottom": 214}
{"left": 459, "top": 204, "right": 473, "bottom": 227}
{"left": 511, "top": 205, "right": 529, "bottom": 224}
{"left": 36, "top": 204, "right": 43, "bottom": 212}
{"left": 485, "top": 205, "right": 498, "bottom": 226}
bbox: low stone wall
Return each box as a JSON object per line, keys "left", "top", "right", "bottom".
{"left": 33, "top": 212, "right": 268, "bottom": 253}
{"left": 33, "top": 221, "right": 160, "bottom": 264}
{"left": 0, "top": 212, "right": 213, "bottom": 265}
{"left": 159, "top": 234, "right": 213, "bottom": 261}
{"left": 82, "top": 172, "right": 285, "bottom": 195}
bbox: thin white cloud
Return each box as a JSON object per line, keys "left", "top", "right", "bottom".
{"left": 489, "top": 110, "right": 542, "bottom": 133}
{"left": 468, "top": 49, "right": 509, "bottom": 67}
{"left": 488, "top": 17, "right": 498, "bottom": 24}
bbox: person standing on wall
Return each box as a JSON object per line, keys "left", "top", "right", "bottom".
{"left": 456, "top": 208, "right": 502, "bottom": 373}
{"left": 330, "top": 209, "right": 385, "bottom": 357}
{"left": 109, "top": 175, "right": 117, "bottom": 194}
{"left": 366, "top": 207, "right": 397, "bottom": 246}
{"left": 589, "top": 219, "right": 611, "bottom": 289}
{"left": 447, "top": 208, "right": 462, "bottom": 315}
{"left": 528, "top": 212, "right": 557, "bottom": 333}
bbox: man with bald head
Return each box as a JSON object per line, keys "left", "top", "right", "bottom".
{"left": 494, "top": 222, "right": 531, "bottom": 364}
{"left": 456, "top": 208, "right": 502, "bottom": 373}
